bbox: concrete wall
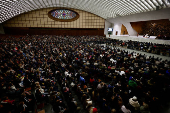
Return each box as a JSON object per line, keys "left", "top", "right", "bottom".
{"left": 123, "top": 22, "right": 137, "bottom": 36}
{"left": 121, "top": 24, "right": 128, "bottom": 35}
{"left": 113, "top": 23, "right": 122, "bottom": 36}
{"left": 107, "top": 8, "right": 170, "bottom": 23}
{"left": 104, "top": 20, "right": 112, "bottom": 35}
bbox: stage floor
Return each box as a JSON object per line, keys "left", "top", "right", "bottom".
{"left": 106, "top": 35, "right": 170, "bottom": 45}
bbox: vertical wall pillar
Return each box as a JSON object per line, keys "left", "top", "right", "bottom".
{"left": 122, "top": 22, "right": 137, "bottom": 36}
{"left": 104, "top": 20, "right": 112, "bottom": 35}
{"left": 113, "top": 23, "right": 122, "bottom": 35}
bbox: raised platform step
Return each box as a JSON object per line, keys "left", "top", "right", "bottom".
{"left": 106, "top": 35, "right": 170, "bottom": 45}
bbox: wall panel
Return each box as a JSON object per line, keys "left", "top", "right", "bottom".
{"left": 3, "top": 7, "right": 105, "bottom": 29}
{"left": 121, "top": 24, "right": 128, "bottom": 35}
{"left": 131, "top": 19, "right": 170, "bottom": 35}
{"left": 4, "top": 27, "right": 104, "bottom": 36}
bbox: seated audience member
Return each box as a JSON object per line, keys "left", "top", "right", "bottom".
{"left": 89, "top": 107, "right": 98, "bottom": 113}
{"left": 129, "top": 96, "right": 140, "bottom": 112}
{"left": 35, "top": 89, "right": 44, "bottom": 103}
{"left": 121, "top": 105, "right": 131, "bottom": 113}
{"left": 111, "top": 109, "right": 116, "bottom": 113}
{"left": 69, "top": 97, "right": 80, "bottom": 113}
{"left": 18, "top": 101, "right": 27, "bottom": 113}
{"left": 1, "top": 96, "right": 15, "bottom": 104}
{"left": 140, "top": 102, "right": 150, "bottom": 113}
{"left": 0, "top": 35, "right": 169, "bottom": 113}
{"left": 53, "top": 99, "right": 67, "bottom": 113}
{"left": 128, "top": 79, "right": 137, "bottom": 89}
{"left": 90, "top": 77, "right": 95, "bottom": 86}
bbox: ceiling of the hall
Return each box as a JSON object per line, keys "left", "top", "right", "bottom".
{"left": 0, "top": 0, "right": 170, "bottom": 23}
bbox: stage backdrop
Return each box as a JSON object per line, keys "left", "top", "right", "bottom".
{"left": 121, "top": 24, "right": 128, "bottom": 35}
{"left": 2, "top": 8, "right": 105, "bottom": 35}
{"left": 131, "top": 19, "right": 170, "bottom": 36}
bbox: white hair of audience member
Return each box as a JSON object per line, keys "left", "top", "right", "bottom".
{"left": 121, "top": 105, "right": 131, "bottom": 113}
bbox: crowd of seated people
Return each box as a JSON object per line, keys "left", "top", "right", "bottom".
{"left": 0, "top": 35, "right": 170, "bottom": 113}
{"left": 156, "top": 35, "right": 170, "bottom": 40}
{"left": 112, "top": 40, "right": 170, "bottom": 56}
{"left": 141, "top": 22, "right": 170, "bottom": 40}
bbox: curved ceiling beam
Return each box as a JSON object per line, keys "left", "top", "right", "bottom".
{"left": 162, "top": 0, "right": 168, "bottom": 7}
{"left": 0, "top": 0, "right": 170, "bottom": 23}
{"left": 127, "top": 0, "right": 142, "bottom": 13}
{"left": 124, "top": 0, "right": 140, "bottom": 13}
{"left": 107, "top": 1, "right": 132, "bottom": 17}
{"left": 141, "top": 0, "right": 152, "bottom": 11}
{"left": 156, "top": 0, "right": 163, "bottom": 8}
{"left": 145, "top": 0, "right": 155, "bottom": 9}
{"left": 151, "top": 0, "right": 159, "bottom": 7}
{"left": 136, "top": 0, "right": 149, "bottom": 11}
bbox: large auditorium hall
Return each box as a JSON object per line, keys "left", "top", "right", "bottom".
{"left": 0, "top": 0, "right": 170, "bottom": 113}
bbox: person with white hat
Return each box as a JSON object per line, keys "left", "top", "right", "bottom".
{"left": 129, "top": 96, "right": 140, "bottom": 112}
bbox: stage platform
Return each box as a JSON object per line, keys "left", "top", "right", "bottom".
{"left": 106, "top": 35, "right": 170, "bottom": 45}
